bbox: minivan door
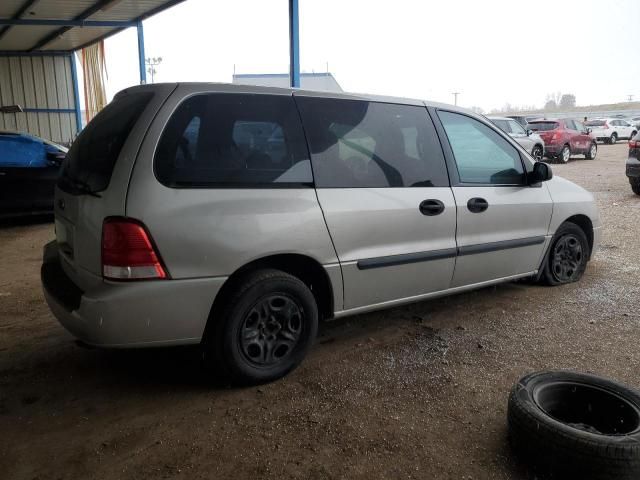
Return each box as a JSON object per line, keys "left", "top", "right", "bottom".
{"left": 295, "top": 95, "right": 457, "bottom": 311}
{"left": 434, "top": 110, "right": 553, "bottom": 288}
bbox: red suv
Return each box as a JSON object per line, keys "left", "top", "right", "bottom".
{"left": 528, "top": 119, "right": 597, "bottom": 163}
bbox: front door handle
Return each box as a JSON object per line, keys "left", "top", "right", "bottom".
{"left": 467, "top": 197, "right": 489, "bottom": 213}
{"left": 419, "top": 199, "right": 445, "bottom": 216}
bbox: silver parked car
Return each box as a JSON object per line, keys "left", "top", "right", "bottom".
{"left": 489, "top": 116, "right": 545, "bottom": 160}
{"left": 42, "top": 83, "right": 601, "bottom": 383}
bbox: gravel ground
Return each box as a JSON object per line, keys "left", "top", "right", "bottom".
{"left": 1, "top": 143, "right": 638, "bottom": 480}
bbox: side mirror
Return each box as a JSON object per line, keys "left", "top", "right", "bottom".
{"left": 46, "top": 151, "right": 66, "bottom": 167}
{"left": 526, "top": 129, "right": 533, "bottom": 136}
{"left": 529, "top": 161, "right": 553, "bottom": 184}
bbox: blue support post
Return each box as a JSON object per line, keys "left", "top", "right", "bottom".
{"left": 137, "top": 20, "right": 146, "bottom": 84}
{"left": 70, "top": 52, "right": 83, "bottom": 133}
{"left": 288, "top": 0, "right": 300, "bottom": 88}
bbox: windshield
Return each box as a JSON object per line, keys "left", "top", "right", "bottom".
{"left": 529, "top": 122, "right": 559, "bottom": 131}
{"left": 585, "top": 120, "right": 606, "bottom": 127}
{"left": 490, "top": 119, "right": 510, "bottom": 133}
{"left": 59, "top": 91, "right": 153, "bottom": 194}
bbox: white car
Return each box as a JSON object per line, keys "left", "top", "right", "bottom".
{"left": 584, "top": 118, "right": 638, "bottom": 144}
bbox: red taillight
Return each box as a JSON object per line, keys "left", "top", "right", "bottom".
{"left": 630, "top": 140, "right": 639, "bottom": 148}
{"left": 101, "top": 218, "right": 167, "bottom": 280}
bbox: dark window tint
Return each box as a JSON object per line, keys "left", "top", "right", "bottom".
{"left": 529, "top": 122, "right": 559, "bottom": 131}
{"left": 296, "top": 97, "right": 448, "bottom": 188}
{"left": 59, "top": 92, "right": 152, "bottom": 193}
{"left": 565, "top": 120, "right": 577, "bottom": 130}
{"left": 155, "top": 94, "right": 311, "bottom": 187}
{"left": 585, "top": 120, "right": 606, "bottom": 126}
{"left": 438, "top": 111, "right": 525, "bottom": 185}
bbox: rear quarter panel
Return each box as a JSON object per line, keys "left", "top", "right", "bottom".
{"left": 126, "top": 84, "right": 340, "bottom": 287}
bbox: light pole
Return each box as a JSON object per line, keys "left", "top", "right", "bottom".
{"left": 452, "top": 92, "right": 460, "bottom": 106}
{"left": 145, "top": 57, "right": 162, "bottom": 84}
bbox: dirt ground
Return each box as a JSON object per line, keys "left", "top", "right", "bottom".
{"left": 1, "top": 143, "right": 639, "bottom": 480}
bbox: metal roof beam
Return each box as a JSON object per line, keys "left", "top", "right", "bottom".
{"left": 28, "top": 0, "right": 117, "bottom": 51}
{"left": 0, "top": 0, "right": 40, "bottom": 41}
{"left": 0, "top": 18, "right": 135, "bottom": 27}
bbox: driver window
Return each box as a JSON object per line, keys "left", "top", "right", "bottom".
{"left": 438, "top": 111, "right": 525, "bottom": 185}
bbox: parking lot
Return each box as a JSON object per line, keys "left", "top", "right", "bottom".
{"left": 1, "top": 142, "right": 638, "bottom": 480}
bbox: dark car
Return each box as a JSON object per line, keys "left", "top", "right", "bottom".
{"left": 528, "top": 119, "right": 597, "bottom": 163}
{"left": 628, "top": 132, "right": 640, "bottom": 195}
{"left": 0, "top": 131, "right": 67, "bottom": 218}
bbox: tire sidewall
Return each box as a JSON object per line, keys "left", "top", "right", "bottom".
{"left": 610, "top": 133, "right": 617, "bottom": 144}
{"left": 509, "top": 370, "right": 640, "bottom": 478}
{"left": 587, "top": 142, "right": 597, "bottom": 160}
{"left": 217, "top": 272, "right": 318, "bottom": 384}
{"left": 560, "top": 145, "right": 571, "bottom": 163}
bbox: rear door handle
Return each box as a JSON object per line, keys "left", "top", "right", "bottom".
{"left": 467, "top": 197, "right": 489, "bottom": 213}
{"left": 419, "top": 199, "right": 445, "bottom": 216}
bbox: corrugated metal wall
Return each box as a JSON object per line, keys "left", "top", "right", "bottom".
{"left": 0, "top": 55, "right": 78, "bottom": 145}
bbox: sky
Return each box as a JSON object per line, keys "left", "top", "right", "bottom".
{"left": 98, "top": 0, "right": 640, "bottom": 112}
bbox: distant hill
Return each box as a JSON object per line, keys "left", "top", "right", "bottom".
{"left": 497, "top": 101, "right": 640, "bottom": 116}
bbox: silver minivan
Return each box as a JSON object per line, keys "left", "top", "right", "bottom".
{"left": 42, "top": 83, "right": 601, "bottom": 383}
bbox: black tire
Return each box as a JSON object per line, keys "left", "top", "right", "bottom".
{"left": 540, "top": 222, "right": 589, "bottom": 286}
{"left": 531, "top": 144, "right": 544, "bottom": 161}
{"left": 631, "top": 131, "right": 637, "bottom": 140}
{"left": 508, "top": 370, "right": 640, "bottom": 480}
{"left": 559, "top": 144, "right": 571, "bottom": 163}
{"left": 585, "top": 142, "right": 597, "bottom": 160}
{"left": 609, "top": 133, "right": 617, "bottom": 144}
{"left": 631, "top": 178, "right": 640, "bottom": 195}
{"left": 204, "top": 269, "right": 318, "bottom": 385}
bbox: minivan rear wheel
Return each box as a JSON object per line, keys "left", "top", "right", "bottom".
{"left": 540, "top": 222, "right": 589, "bottom": 286}
{"left": 205, "top": 269, "right": 318, "bottom": 384}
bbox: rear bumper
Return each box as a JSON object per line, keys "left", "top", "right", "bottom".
{"left": 544, "top": 144, "right": 562, "bottom": 156}
{"left": 41, "top": 241, "right": 227, "bottom": 348}
{"left": 626, "top": 157, "right": 640, "bottom": 178}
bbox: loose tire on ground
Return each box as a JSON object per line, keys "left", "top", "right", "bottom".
{"left": 508, "top": 370, "right": 640, "bottom": 480}
{"left": 203, "top": 269, "right": 318, "bottom": 385}
{"left": 540, "top": 222, "right": 589, "bottom": 286}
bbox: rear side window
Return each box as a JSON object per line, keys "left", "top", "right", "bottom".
{"left": 438, "top": 111, "right": 525, "bottom": 185}
{"left": 60, "top": 92, "right": 153, "bottom": 193}
{"left": 529, "top": 122, "right": 559, "bottom": 131}
{"left": 154, "top": 94, "right": 311, "bottom": 187}
{"left": 585, "top": 120, "right": 606, "bottom": 127}
{"left": 296, "top": 97, "right": 449, "bottom": 188}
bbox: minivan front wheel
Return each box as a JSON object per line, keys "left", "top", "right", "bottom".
{"left": 206, "top": 269, "right": 318, "bottom": 384}
{"left": 540, "top": 222, "right": 589, "bottom": 286}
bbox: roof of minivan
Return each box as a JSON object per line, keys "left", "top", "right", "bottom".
{"left": 119, "top": 82, "right": 467, "bottom": 114}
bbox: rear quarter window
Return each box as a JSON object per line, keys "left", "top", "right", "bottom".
{"left": 59, "top": 91, "right": 153, "bottom": 193}
{"left": 154, "top": 93, "right": 311, "bottom": 187}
